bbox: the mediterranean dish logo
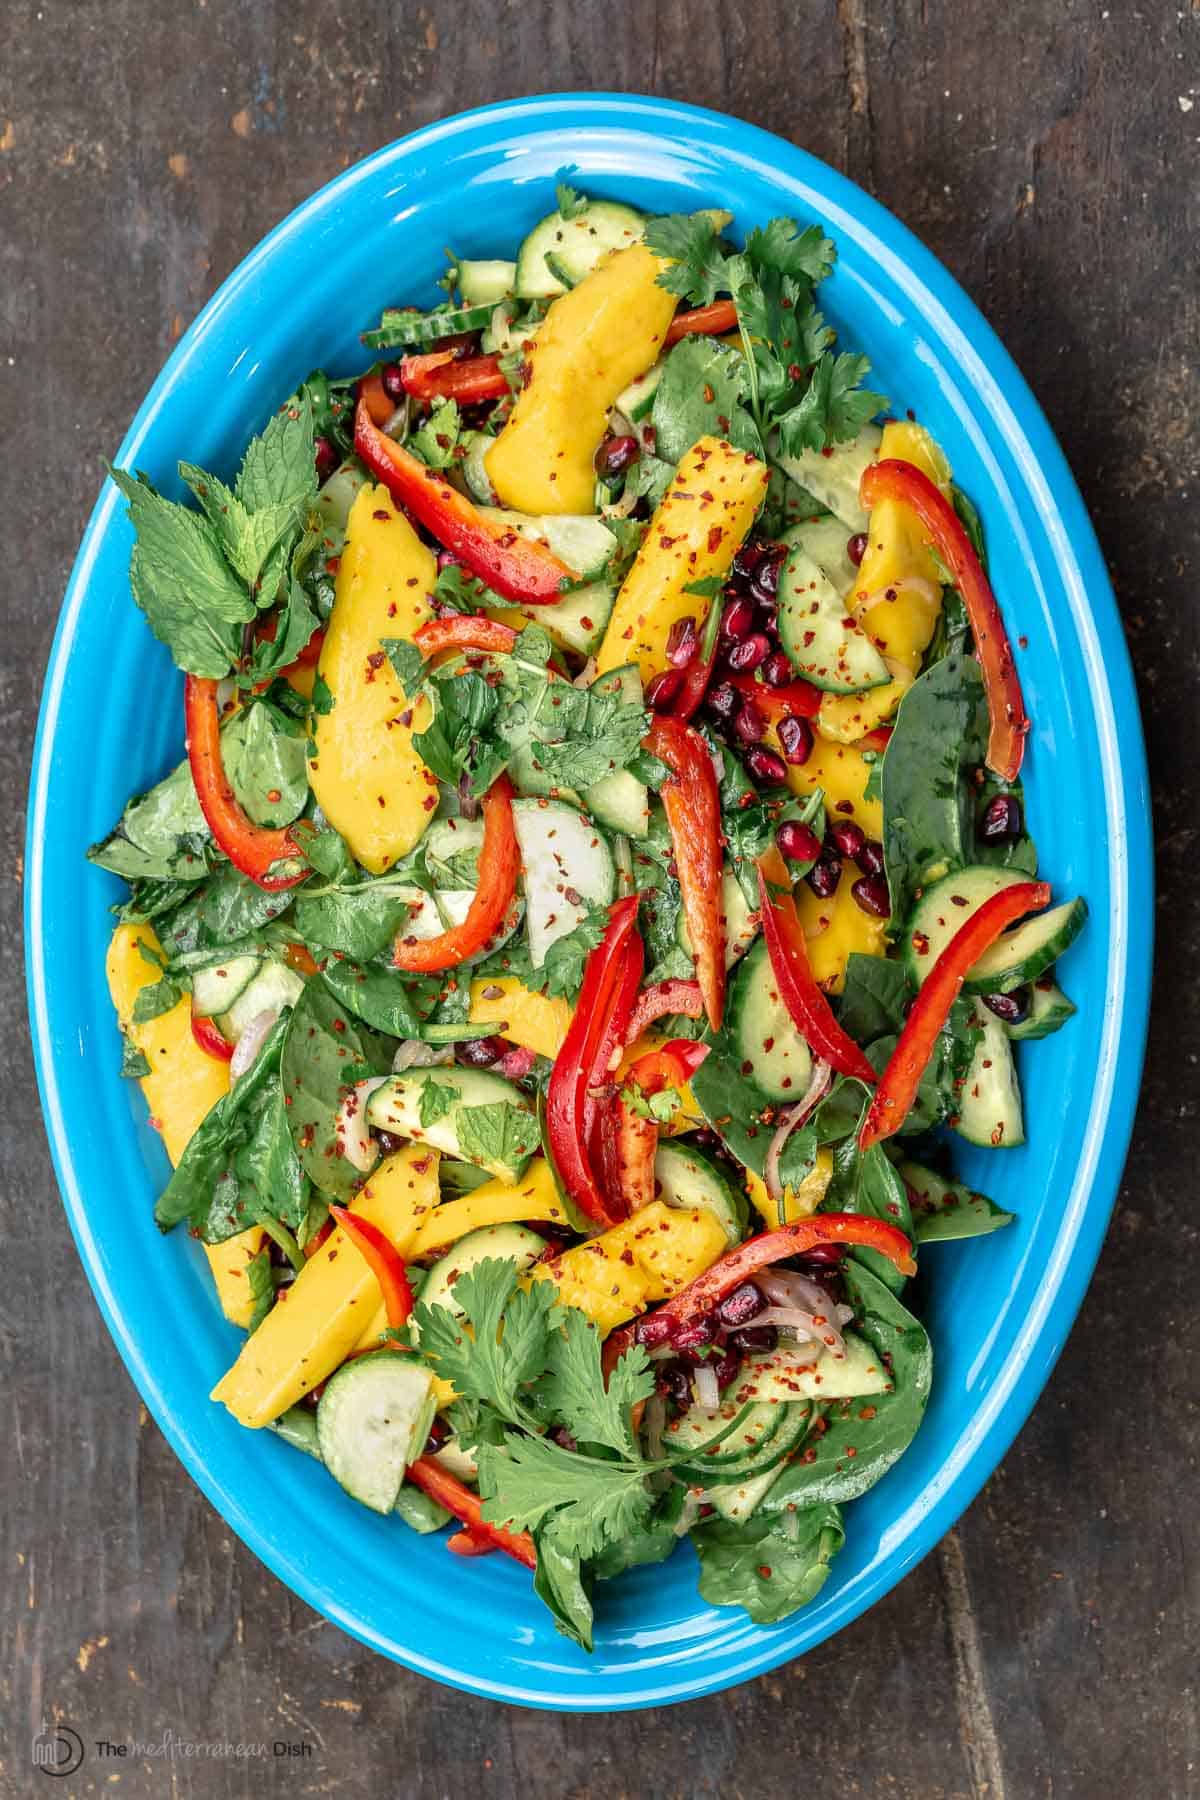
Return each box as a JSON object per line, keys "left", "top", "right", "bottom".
{"left": 31, "top": 1720, "right": 312, "bottom": 1775}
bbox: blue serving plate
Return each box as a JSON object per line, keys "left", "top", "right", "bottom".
{"left": 26, "top": 94, "right": 1152, "bottom": 1710}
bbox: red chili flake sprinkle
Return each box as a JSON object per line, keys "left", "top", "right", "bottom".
{"left": 372, "top": 509, "right": 391, "bottom": 522}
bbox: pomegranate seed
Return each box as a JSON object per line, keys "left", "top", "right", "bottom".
{"left": 828, "top": 819, "right": 866, "bottom": 862}
{"left": 847, "top": 532, "right": 868, "bottom": 566}
{"left": 657, "top": 1362, "right": 694, "bottom": 1408}
{"left": 762, "top": 651, "right": 793, "bottom": 687}
{"left": 594, "top": 433, "right": 640, "bottom": 481}
{"left": 733, "top": 701, "right": 766, "bottom": 746}
{"left": 634, "top": 1311, "right": 675, "bottom": 1349}
{"left": 733, "top": 541, "right": 768, "bottom": 581}
{"left": 777, "top": 715, "right": 814, "bottom": 765}
{"left": 675, "top": 1319, "right": 718, "bottom": 1361}
{"left": 746, "top": 746, "right": 788, "bottom": 786}
{"left": 727, "top": 1324, "right": 779, "bottom": 1352}
{"left": 751, "top": 556, "right": 783, "bottom": 603}
{"left": 980, "top": 793, "right": 1023, "bottom": 842}
{"left": 437, "top": 549, "right": 460, "bottom": 571}
{"left": 715, "top": 1282, "right": 767, "bottom": 1328}
{"left": 721, "top": 596, "right": 756, "bottom": 640}
{"left": 851, "top": 872, "right": 891, "bottom": 916}
{"left": 858, "top": 839, "right": 886, "bottom": 877}
{"left": 646, "top": 668, "right": 685, "bottom": 710}
{"left": 727, "top": 632, "right": 771, "bottom": 674}
{"left": 777, "top": 820, "right": 821, "bottom": 863}
{"left": 982, "top": 987, "right": 1031, "bottom": 1025}
{"left": 314, "top": 435, "right": 338, "bottom": 483}
{"left": 706, "top": 681, "right": 740, "bottom": 723}
{"left": 455, "top": 1035, "right": 505, "bottom": 1068}
{"left": 712, "top": 1348, "right": 742, "bottom": 1391}
{"left": 374, "top": 1128, "right": 407, "bottom": 1155}
{"left": 666, "top": 617, "right": 699, "bottom": 667}
{"left": 796, "top": 1243, "right": 843, "bottom": 1268}
{"left": 806, "top": 854, "right": 842, "bottom": 899}
{"left": 381, "top": 363, "right": 406, "bottom": 402}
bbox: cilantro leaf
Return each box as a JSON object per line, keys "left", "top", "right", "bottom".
{"left": 414, "top": 1257, "right": 560, "bottom": 1421}
{"left": 417, "top": 1078, "right": 459, "bottom": 1127}
{"left": 775, "top": 351, "right": 887, "bottom": 456}
{"left": 542, "top": 1309, "right": 654, "bottom": 1457}
{"left": 412, "top": 668, "right": 505, "bottom": 793}
{"left": 107, "top": 466, "right": 255, "bottom": 677}
{"left": 455, "top": 1101, "right": 540, "bottom": 1173}
{"left": 650, "top": 336, "right": 762, "bottom": 463}
{"left": 410, "top": 398, "right": 462, "bottom": 471}
{"left": 526, "top": 675, "right": 648, "bottom": 792}
{"left": 538, "top": 901, "right": 611, "bottom": 1001}
{"left": 477, "top": 1432, "right": 653, "bottom": 1559}
{"left": 743, "top": 217, "right": 835, "bottom": 284}
{"left": 644, "top": 212, "right": 730, "bottom": 305}
{"left": 555, "top": 182, "right": 588, "bottom": 220}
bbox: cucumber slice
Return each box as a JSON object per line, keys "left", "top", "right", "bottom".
{"left": 316, "top": 1352, "right": 437, "bottom": 1514}
{"left": 674, "top": 1399, "right": 812, "bottom": 1483}
{"left": 269, "top": 1405, "right": 321, "bottom": 1459}
{"left": 217, "top": 960, "right": 306, "bottom": 1045}
{"left": 777, "top": 545, "right": 890, "bottom": 693}
{"left": 368, "top": 301, "right": 495, "bottom": 348}
{"left": 678, "top": 867, "right": 758, "bottom": 969}
{"left": 511, "top": 798, "right": 616, "bottom": 968}
{"left": 422, "top": 817, "right": 485, "bottom": 885}
{"left": 419, "top": 1223, "right": 547, "bottom": 1325}
{"left": 582, "top": 664, "right": 649, "bottom": 837}
{"left": 667, "top": 1399, "right": 782, "bottom": 1467}
{"left": 653, "top": 1141, "right": 747, "bottom": 1246}
{"left": 963, "top": 898, "right": 1087, "bottom": 995}
{"left": 461, "top": 432, "right": 500, "bottom": 505}
{"left": 614, "top": 362, "right": 664, "bottom": 423}
{"left": 191, "top": 954, "right": 261, "bottom": 1019}
{"left": 736, "top": 1336, "right": 892, "bottom": 1404}
{"left": 774, "top": 423, "right": 882, "bottom": 532}
{"left": 477, "top": 506, "right": 618, "bottom": 584}
{"left": 515, "top": 200, "right": 645, "bottom": 299}
{"left": 432, "top": 1436, "right": 479, "bottom": 1482}
{"left": 499, "top": 581, "right": 616, "bottom": 658}
{"left": 728, "top": 936, "right": 813, "bottom": 1103}
{"left": 783, "top": 514, "right": 858, "bottom": 598}
{"left": 901, "top": 866, "right": 1030, "bottom": 987}
{"left": 481, "top": 299, "right": 539, "bottom": 356}
{"left": 953, "top": 1005, "right": 1025, "bottom": 1148}
{"left": 1004, "top": 976, "right": 1076, "bottom": 1041}
{"left": 456, "top": 258, "right": 516, "bottom": 305}
{"left": 366, "top": 1068, "right": 538, "bottom": 1183}
{"left": 399, "top": 887, "right": 523, "bottom": 962}
{"left": 317, "top": 464, "right": 370, "bottom": 540}
{"left": 900, "top": 1159, "right": 1015, "bottom": 1242}
{"left": 708, "top": 1458, "right": 788, "bottom": 1523}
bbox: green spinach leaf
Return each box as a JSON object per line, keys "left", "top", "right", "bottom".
{"left": 881, "top": 654, "right": 989, "bottom": 925}
{"left": 281, "top": 980, "right": 392, "bottom": 1200}
{"left": 692, "top": 1501, "right": 844, "bottom": 1623}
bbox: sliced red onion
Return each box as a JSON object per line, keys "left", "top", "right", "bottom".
{"left": 763, "top": 1058, "right": 832, "bottom": 1203}
{"left": 392, "top": 1040, "right": 454, "bottom": 1074}
{"left": 493, "top": 1044, "right": 537, "bottom": 1081}
{"left": 573, "top": 656, "right": 599, "bottom": 689}
{"left": 754, "top": 1274, "right": 851, "bottom": 1361}
{"left": 692, "top": 1363, "right": 720, "bottom": 1411}
{"left": 215, "top": 675, "right": 237, "bottom": 717}
{"left": 229, "top": 1008, "right": 280, "bottom": 1080}
{"left": 457, "top": 771, "right": 480, "bottom": 822}
{"left": 334, "top": 1076, "right": 388, "bottom": 1174}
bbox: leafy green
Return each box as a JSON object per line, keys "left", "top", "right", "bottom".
{"left": 688, "top": 1026, "right": 776, "bottom": 1177}
{"left": 119, "top": 1037, "right": 151, "bottom": 1079}
{"left": 220, "top": 699, "right": 309, "bottom": 828}
{"left": 900, "top": 1159, "right": 1014, "bottom": 1243}
{"left": 692, "top": 1503, "right": 844, "bottom": 1623}
{"left": 293, "top": 871, "right": 420, "bottom": 962}
{"left": 280, "top": 980, "right": 392, "bottom": 1200}
{"left": 410, "top": 399, "right": 462, "bottom": 471}
{"left": 417, "top": 1078, "right": 459, "bottom": 1127}
{"left": 533, "top": 1521, "right": 595, "bottom": 1652}
{"left": 643, "top": 212, "right": 730, "bottom": 305}
{"left": 455, "top": 1102, "right": 540, "bottom": 1174}
{"left": 393, "top": 1485, "right": 453, "bottom": 1534}
{"left": 88, "top": 757, "right": 210, "bottom": 884}
{"left": 555, "top": 182, "right": 588, "bottom": 221}
{"left": 478, "top": 1432, "right": 653, "bottom": 1559}
{"left": 881, "top": 653, "right": 990, "bottom": 925}
{"left": 317, "top": 958, "right": 438, "bottom": 1040}
{"left": 236, "top": 394, "right": 318, "bottom": 522}
{"left": 823, "top": 1139, "right": 915, "bottom": 1294}
{"left": 774, "top": 352, "right": 885, "bottom": 458}
{"left": 431, "top": 560, "right": 505, "bottom": 614}
{"left": 197, "top": 863, "right": 298, "bottom": 945}
{"left": 381, "top": 638, "right": 428, "bottom": 696}
{"left": 865, "top": 993, "right": 981, "bottom": 1137}
{"left": 413, "top": 1259, "right": 561, "bottom": 1420}
{"left": 233, "top": 1077, "right": 309, "bottom": 1232}
{"left": 541, "top": 1308, "right": 653, "bottom": 1457}
{"left": 413, "top": 668, "right": 506, "bottom": 795}
{"left": 837, "top": 953, "right": 911, "bottom": 1045}
{"left": 650, "top": 337, "right": 761, "bottom": 463}
{"left": 130, "top": 972, "right": 185, "bottom": 1024}
{"left": 537, "top": 901, "right": 611, "bottom": 1001}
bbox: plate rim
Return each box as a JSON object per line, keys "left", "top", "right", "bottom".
{"left": 25, "top": 91, "right": 1153, "bottom": 1710}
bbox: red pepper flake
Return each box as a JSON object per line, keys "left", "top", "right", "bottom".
{"left": 372, "top": 509, "right": 391, "bottom": 522}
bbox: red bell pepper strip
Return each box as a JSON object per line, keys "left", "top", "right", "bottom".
{"left": 284, "top": 941, "right": 321, "bottom": 979}
{"left": 184, "top": 676, "right": 308, "bottom": 891}
{"left": 599, "top": 1040, "right": 711, "bottom": 1215}
{"left": 664, "top": 300, "right": 739, "bottom": 346}
{"left": 859, "top": 879, "right": 1050, "bottom": 1151}
{"left": 406, "top": 1457, "right": 538, "bottom": 1569}
{"left": 858, "top": 725, "right": 894, "bottom": 753}
{"left": 626, "top": 978, "right": 704, "bottom": 1044}
{"left": 446, "top": 1529, "right": 496, "bottom": 1557}
{"left": 190, "top": 1008, "right": 233, "bottom": 1063}
{"left": 327, "top": 1204, "right": 415, "bottom": 1330}
{"left": 393, "top": 774, "right": 520, "bottom": 972}
{"left": 756, "top": 848, "right": 878, "bottom": 1084}
{"left": 860, "top": 459, "right": 1029, "bottom": 782}
{"left": 643, "top": 716, "right": 726, "bottom": 1031}
{"left": 400, "top": 350, "right": 509, "bottom": 405}
{"left": 728, "top": 672, "right": 822, "bottom": 721}
{"left": 354, "top": 398, "right": 573, "bottom": 604}
{"left": 546, "top": 896, "right": 644, "bottom": 1228}
{"left": 413, "top": 616, "right": 518, "bottom": 658}
{"left": 357, "top": 371, "right": 394, "bottom": 426}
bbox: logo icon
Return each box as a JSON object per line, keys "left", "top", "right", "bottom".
{"left": 32, "top": 1723, "right": 85, "bottom": 1779}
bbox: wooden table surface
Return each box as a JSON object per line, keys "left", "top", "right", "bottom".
{"left": 4, "top": 3, "right": 1196, "bottom": 1794}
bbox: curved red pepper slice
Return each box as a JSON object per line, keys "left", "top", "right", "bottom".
{"left": 859, "top": 879, "right": 1050, "bottom": 1151}
{"left": 413, "top": 616, "right": 518, "bottom": 658}
{"left": 184, "top": 676, "right": 308, "bottom": 891}
{"left": 643, "top": 716, "right": 726, "bottom": 1032}
{"left": 327, "top": 1204, "right": 415, "bottom": 1330}
{"left": 401, "top": 351, "right": 509, "bottom": 405}
{"left": 860, "top": 459, "right": 1029, "bottom": 782}
{"left": 354, "top": 399, "right": 572, "bottom": 603}
{"left": 756, "top": 847, "right": 878, "bottom": 1084}
{"left": 357, "top": 371, "right": 394, "bottom": 426}
{"left": 393, "top": 774, "right": 520, "bottom": 972}
{"left": 446, "top": 1528, "right": 496, "bottom": 1558}
{"left": 728, "top": 672, "right": 822, "bottom": 721}
{"left": 858, "top": 725, "right": 893, "bottom": 753}
{"left": 190, "top": 1008, "right": 233, "bottom": 1063}
{"left": 599, "top": 1039, "right": 711, "bottom": 1216}
{"left": 626, "top": 979, "right": 704, "bottom": 1043}
{"left": 546, "top": 896, "right": 643, "bottom": 1229}
{"left": 406, "top": 1457, "right": 537, "bottom": 1569}
{"left": 664, "top": 300, "right": 739, "bottom": 346}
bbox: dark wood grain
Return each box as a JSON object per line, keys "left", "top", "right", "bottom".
{"left": 3, "top": 2, "right": 1196, "bottom": 1794}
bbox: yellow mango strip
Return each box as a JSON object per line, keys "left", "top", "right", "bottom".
{"left": 779, "top": 727, "right": 883, "bottom": 840}
{"left": 529, "top": 1201, "right": 728, "bottom": 1336}
{"left": 795, "top": 859, "right": 889, "bottom": 993}
{"left": 468, "top": 976, "right": 571, "bottom": 1061}
{"left": 746, "top": 1151, "right": 834, "bottom": 1231}
{"left": 597, "top": 436, "right": 769, "bottom": 682}
{"left": 106, "top": 922, "right": 264, "bottom": 1328}
{"left": 486, "top": 244, "right": 678, "bottom": 513}
{"left": 210, "top": 1145, "right": 440, "bottom": 1428}
{"left": 308, "top": 485, "right": 438, "bottom": 872}
{"left": 820, "top": 421, "right": 953, "bottom": 744}
{"left": 618, "top": 1033, "right": 702, "bottom": 1137}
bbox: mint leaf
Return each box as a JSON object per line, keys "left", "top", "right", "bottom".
{"left": 108, "top": 466, "right": 254, "bottom": 678}
{"left": 236, "top": 395, "right": 317, "bottom": 518}
{"left": 455, "top": 1101, "right": 540, "bottom": 1173}
{"left": 538, "top": 901, "right": 610, "bottom": 1001}
{"left": 542, "top": 1309, "right": 654, "bottom": 1457}
{"left": 131, "top": 973, "right": 184, "bottom": 1023}
{"left": 381, "top": 637, "right": 428, "bottom": 696}
{"left": 417, "top": 1078, "right": 459, "bottom": 1127}
{"left": 644, "top": 212, "right": 729, "bottom": 305}
{"left": 120, "top": 1037, "right": 151, "bottom": 1079}
{"left": 555, "top": 182, "right": 588, "bottom": 220}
